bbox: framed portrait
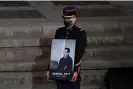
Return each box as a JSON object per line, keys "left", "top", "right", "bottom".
{"left": 49, "top": 39, "right": 76, "bottom": 81}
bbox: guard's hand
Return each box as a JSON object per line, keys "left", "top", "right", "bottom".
{"left": 46, "top": 71, "right": 50, "bottom": 81}
{"left": 72, "top": 72, "right": 78, "bottom": 82}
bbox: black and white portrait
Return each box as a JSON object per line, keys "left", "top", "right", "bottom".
{"left": 49, "top": 39, "right": 76, "bottom": 80}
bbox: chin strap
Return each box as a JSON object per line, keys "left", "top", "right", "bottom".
{"left": 75, "top": 60, "right": 81, "bottom": 66}
{"left": 66, "top": 24, "right": 74, "bottom": 30}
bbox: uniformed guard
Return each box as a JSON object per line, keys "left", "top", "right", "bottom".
{"left": 46, "top": 6, "right": 87, "bottom": 89}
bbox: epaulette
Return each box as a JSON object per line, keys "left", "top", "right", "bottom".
{"left": 58, "top": 27, "right": 64, "bottom": 31}
{"left": 80, "top": 29, "right": 84, "bottom": 31}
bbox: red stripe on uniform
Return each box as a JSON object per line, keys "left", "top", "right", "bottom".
{"left": 77, "top": 67, "right": 80, "bottom": 74}
{"left": 63, "top": 9, "right": 76, "bottom": 12}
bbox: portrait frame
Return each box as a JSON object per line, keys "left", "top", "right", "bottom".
{"left": 49, "top": 39, "right": 76, "bottom": 81}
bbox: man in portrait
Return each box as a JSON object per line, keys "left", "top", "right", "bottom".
{"left": 57, "top": 47, "right": 73, "bottom": 73}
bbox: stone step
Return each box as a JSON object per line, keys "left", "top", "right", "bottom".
{"left": 77, "top": 16, "right": 133, "bottom": 21}
{"left": 0, "top": 19, "right": 48, "bottom": 25}
{"left": 87, "top": 33, "right": 133, "bottom": 46}
{"left": 0, "top": 16, "right": 132, "bottom": 25}
{"left": 44, "top": 33, "right": 133, "bottom": 46}
{"left": 0, "top": 32, "right": 133, "bottom": 47}
{"left": 0, "top": 6, "right": 34, "bottom": 11}
{"left": 0, "top": 46, "right": 132, "bottom": 61}
{"left": 57, "top": 5, "right": 114, "bottom": 9}
{"left": 52, "top": 1, "right": 111, "bottom": 5}
{"left": 0, "top": 1, "right": 30, "bottom": 7}
{"left": 0, "top": 19, "right": 132, "bottom": 39}
{"left": 0, "top": 1, "right": 44, "bottom": 19}
{"left": 55, "top": 5, "right": 125, "bottom": 17}
{"left": 32, "top": 84, "right": 101, "bottom": 89}
{"left": 53, "top": 1, "right": 126, "bottom": 18}
{"left": 0, "top": 10, "right": 45, "bottom": 19}
{"left": 0, "top": 17, "right": 133, "bottom": 33}
{"left": 0, "top": 47, "right": 42, "bottom": 61}
{"left": 0, "top": 84, "right": 100, "bottom": 89}
{"left": 0, "top": 56, "right": 132, "bottom": 71}
{"left": 0, "top": 24, "right": 43, "bottom": 37}
{"left": 82, "top": 59, "right": 133, "bottom": 70}
{"left": 77, "top": 21, "right": 133, "bottom": 33}
{"left": 76, "top": 8, "right": 126, "bottom": 17}
{"left": 0, "top": 59, "right": 48, "bottom": 71}
{"left": 0, "top": 70, "right": 106, "bottom": 89}
{"left": 84, "top": 45, "right": 133, "bottom": 58}
{"left": 0, "top": 37, "right": 41, "bottom": 47}
{"left": 0, "top": 22, "right": 133, "bottom": 34}
{"left": 45, "top": 34, "right": 133, "bottom": 46}
{"left": 4, "top": 47, "right": 49, "bottom": 61}
{"left": 0, "top": 20, "right": 133, "bottom": 42}
{"left": 33, "top": 84, "right": 100, "bottom": 89}
{"left": 0, "top": 2, "right": 33, "bottom": 11}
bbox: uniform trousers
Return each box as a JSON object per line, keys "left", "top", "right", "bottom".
{"left": 56, "top": 80, "right": 80, "bottom": 89}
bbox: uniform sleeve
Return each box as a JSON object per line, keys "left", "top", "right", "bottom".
{"left": 54, "top": 29, "right": 59, "bottom": 39}
{"left": 47, "top": 29, "right": 59, "bottom": 71}
{"left": 74, "top": 29, "right": 87, "bottom": 74}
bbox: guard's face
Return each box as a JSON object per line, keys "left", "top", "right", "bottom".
{"left": 64, "top": 16, "right": 76, "bottom": 24}
{"left": 63, "top": 16, "right": 76, "bottom": 28}
{"left": 63, "top": 49, "right": 69, "bottom": 57}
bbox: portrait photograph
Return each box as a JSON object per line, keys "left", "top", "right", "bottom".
{"left": 49, "top": 39, "right": 76, "bottom": 81}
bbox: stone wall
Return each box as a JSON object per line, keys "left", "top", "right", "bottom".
{"left": 0, "top": 18, "right": 133, "bottom": 89}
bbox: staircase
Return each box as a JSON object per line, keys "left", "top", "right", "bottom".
{"left": 0, "top": 1, "right": 45, "bottom": 19}
{"left": 0, "top": 1, "right": 133, "bottom": 89}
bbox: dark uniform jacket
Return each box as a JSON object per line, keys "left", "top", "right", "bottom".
{"left": 48, "top": 25, "right": 87, "bottom": 82}
{"left": 58, "top": 56, "right": 73, "bottom": 73}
